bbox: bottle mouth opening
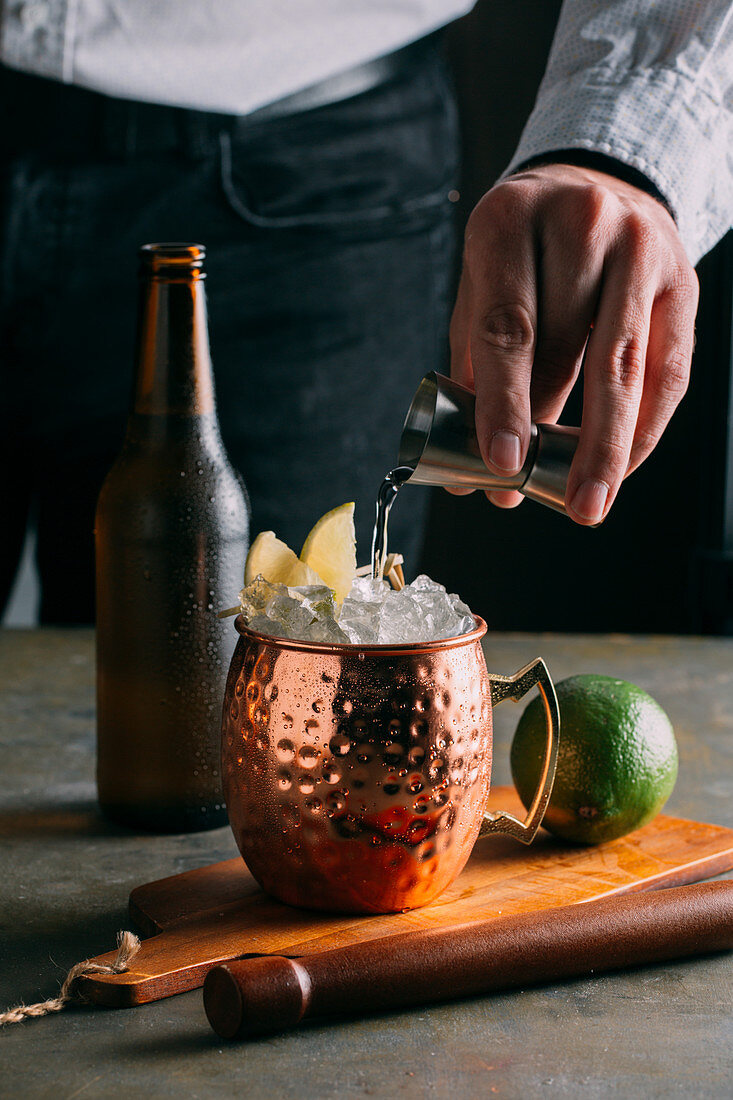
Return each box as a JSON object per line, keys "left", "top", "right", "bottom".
{"left": 140, "top": 243, "right": 206, "bottom": 277}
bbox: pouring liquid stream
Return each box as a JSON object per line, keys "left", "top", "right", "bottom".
{"left": 370, "top": 466, "right": 413, "bottom": 580}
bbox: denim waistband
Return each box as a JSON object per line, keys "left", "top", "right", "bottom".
{"left": 1, "top": 33, "right": 441, "bottom": 162}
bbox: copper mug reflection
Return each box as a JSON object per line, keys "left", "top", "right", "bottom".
{"left": 221, "top": 615, "right": 559, "bottom": 914}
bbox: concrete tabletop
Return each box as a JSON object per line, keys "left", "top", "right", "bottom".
{"left": 1, "top": 629, "right": 732, "bottom": 1099}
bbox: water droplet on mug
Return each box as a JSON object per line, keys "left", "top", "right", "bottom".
{"left": 384, "top": 742, "right": 403, "bottom": 764}
{"left": 276, "top": 738, "right": 295, "bottom": 762}
{"left": 280, "top": 802, "right": 299, "bottom": 825}
{"left": 321, "top": 762, "right": 341, "bottom": 784}
{"left": 330, "top": 732, "right": 351, "bottom": 756}
{"left": 408, "top": 745, "right": 425, "bottom": 766}
{"left": 298, "top": 744, "right": 320, "bottom": 768}
{"left": 428, "top": 757, "right": 446, "bottom": 782}
{"left": 325, "top": 790, "right": 346, "bottom": 816}
{"left": 407, "top": 820, "right": 430, "bottom": 844}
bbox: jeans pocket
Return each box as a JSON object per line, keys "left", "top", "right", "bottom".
{"left": 218, "top": 51, "right": 460, "bottom": 236}
{"left": 220, "top": 130, "right": 452, "bottom": 232}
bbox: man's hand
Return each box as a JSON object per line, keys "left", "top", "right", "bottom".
{"left": 449, "top": 163, "right": 699, "bottom": 523}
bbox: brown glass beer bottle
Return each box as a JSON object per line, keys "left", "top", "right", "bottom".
{"left": 95, "top": 244, "right": 249, "bottom": 832}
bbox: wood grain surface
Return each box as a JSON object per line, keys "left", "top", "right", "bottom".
{"left": 77, "top": 787, "right": 733, "bottom": 1008}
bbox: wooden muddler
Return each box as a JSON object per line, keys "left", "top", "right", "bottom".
{"left": 203, "top": 881, "right": 733, "bottom": 1039}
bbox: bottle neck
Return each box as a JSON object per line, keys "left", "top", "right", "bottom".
{"left": 132, "top": 268, "right": 215, "bottom": 417}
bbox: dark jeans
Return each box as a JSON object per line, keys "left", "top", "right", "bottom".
{"left": 0, "top": 44, "right": 459, "bottom": 623}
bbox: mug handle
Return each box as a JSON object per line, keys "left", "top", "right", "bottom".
{"left": 479, "top": 658, "right": 560, "bottom": 844}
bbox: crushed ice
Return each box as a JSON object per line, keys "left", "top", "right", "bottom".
{"left": 237, "top": 573, "right": 475, "bottom": 645}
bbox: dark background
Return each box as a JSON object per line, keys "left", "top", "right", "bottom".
{"left": 418, "top": 0, "right": 733, "bottom": 636}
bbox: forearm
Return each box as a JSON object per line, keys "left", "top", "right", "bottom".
{"left": 502, "top": 0, "right": 733, "bottom": 265}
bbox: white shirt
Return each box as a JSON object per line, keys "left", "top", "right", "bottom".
{"left": 2, "top": 1, "right": 731, "bottom": 265}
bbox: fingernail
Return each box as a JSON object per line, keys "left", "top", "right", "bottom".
{"left": 489, "top": 430, "right": 521, "bottom": 474}
{"left": 488, "top": 491, "right": 524, "bottom": 509}
{"left": 570, "top": 479, "right": 609, "bottom": 523}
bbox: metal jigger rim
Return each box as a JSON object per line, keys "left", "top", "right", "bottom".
{"left": 397, "top": 371, "right": 440, "bottom": 472}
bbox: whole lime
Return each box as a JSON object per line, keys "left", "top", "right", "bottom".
{"left": 511, "top": 673, "right": 678, "bottom": 844}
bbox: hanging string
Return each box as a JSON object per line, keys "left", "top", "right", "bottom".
{"left": 0, "top": 931, "right": 141, "bottom": 1026}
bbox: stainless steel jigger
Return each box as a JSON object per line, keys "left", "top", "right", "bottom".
{"left": 398, "top": 372, "right": 580, "bottom": 515}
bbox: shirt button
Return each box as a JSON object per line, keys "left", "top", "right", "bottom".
{"left": 19, "top": 1, "right": 50, "bottom": 33}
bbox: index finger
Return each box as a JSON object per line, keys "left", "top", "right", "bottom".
{"left": 466, "top": 201, "right": 538, "bottom": 480}
{"left": 567, "top": 240, "right": 656, "bottom": 523}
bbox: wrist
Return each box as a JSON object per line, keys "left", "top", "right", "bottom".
{"left": 508, "top": 148, "right": 675, "bottom": 221}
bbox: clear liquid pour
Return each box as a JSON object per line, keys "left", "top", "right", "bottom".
{"left": 371, "top": 466, "right": 413, "bottom": 580}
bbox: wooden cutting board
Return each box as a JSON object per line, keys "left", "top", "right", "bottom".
{"left": 78, "top": 788, "right": 733, "bottom": 1007}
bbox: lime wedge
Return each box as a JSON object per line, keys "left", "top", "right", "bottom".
{"left": 244, "top": 530, "right": 324, "bottom": 588}
{"left": 300, "top": 502, "right": 357, "bottom": 605}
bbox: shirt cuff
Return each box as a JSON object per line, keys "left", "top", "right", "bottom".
{"left": 502, "top": 65, "right": 733, "bottom": 266}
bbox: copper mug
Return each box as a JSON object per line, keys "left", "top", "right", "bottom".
{"left": 221, "top": 615, "right": 559, "bottom": 914}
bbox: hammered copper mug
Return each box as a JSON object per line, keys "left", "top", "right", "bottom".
{"left": 221, "top": 615, "right": 559, "bottom": 914}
